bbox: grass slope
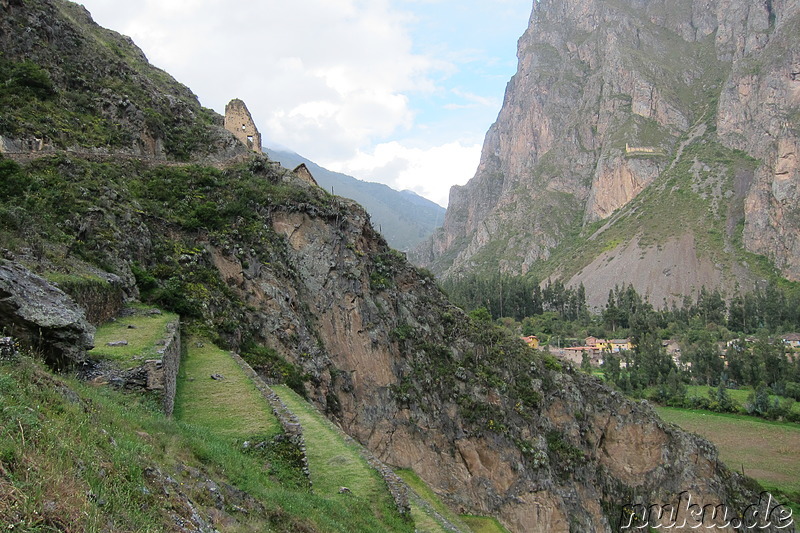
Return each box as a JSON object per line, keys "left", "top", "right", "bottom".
{"left": 0, "top": 351, "right": 423, "bottom": 531}
{"left": 656, "top": 407, "right": 800, "bottom": 510}
{"left": 461, "top": 516, "right": 512, "bottom": 533}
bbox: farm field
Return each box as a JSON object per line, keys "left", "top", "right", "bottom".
{"left": 657, "top": 407, "right": 800, "bottom": 511}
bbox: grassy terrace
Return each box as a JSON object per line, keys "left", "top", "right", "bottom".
{"left": 174, "top": 338, "right": 280, "bottom": 439}
{"left": 396, "top": 469, "right": 511, "bottom": 533}
{"left": 460, "top": 516, "right": 512, "bottom": 533}
{"left": 271, "top": 385, "right": 412, "bottom": 530}
{"left": 172, "top": 343, "right": 412, "bottom": 531}
{"left": 88, "top": 306, "right": 178, "bottom": 366}
{"left": 657, "top": 407, "right": 800, "bottom": 514}
{"left": 271, "top": 385, "right": 389, "bottom": 498}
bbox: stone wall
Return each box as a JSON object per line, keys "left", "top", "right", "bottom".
{"left": 159, "top": 319, "right": 181, "bottom": 416}
{"left": 54, "top": 274, "right": 125, "bottom": 326}
{"left": 224, "top": 99, "right": 262, "bottom": 153}
{"left": 106, "top": 317, "right": 181, "bottom": 416}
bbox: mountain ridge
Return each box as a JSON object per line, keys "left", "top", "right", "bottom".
{"left": 411, "top": 0, "right": 800, "bottom": 306}
{"left": 264, "top": 147, "right": 445, "bottom": 251}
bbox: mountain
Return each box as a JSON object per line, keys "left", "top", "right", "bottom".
{"left": 264, "top": 148, "right": 445, "bottom": 251}
{"left": 0, "top": 1, "right": 792, "bottom": 531}
{"left": 411, "top": 0, "right": 800, "bottom": 308}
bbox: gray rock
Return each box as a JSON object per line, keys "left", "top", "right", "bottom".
{"left": 106, "top": 340, "right": 129, "bottom": 347}
{"left": 0, "top": 260, "right": 94, "bottom": 368}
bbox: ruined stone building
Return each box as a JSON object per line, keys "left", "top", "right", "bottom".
{"left": 224, "top": 99, "right": 262, "bottom": 152}
{"left": 292, "top": 163, "right": 319, "bottom": 187}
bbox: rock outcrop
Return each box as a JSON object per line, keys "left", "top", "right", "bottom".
{"left": 412, "top": 0, "right": 800, "bottom": 298}
{"left": 0, "top": 260, "right": 94, "bottom": 367}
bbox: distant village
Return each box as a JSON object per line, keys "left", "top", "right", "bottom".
{"left": 523, "top": 333, "right": 800, "bottom": 369}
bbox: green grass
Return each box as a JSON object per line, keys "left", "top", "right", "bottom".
{"left": 408, "top": 505, "right": 450, "bottom": 533}
{"left": 396, "top": 468, "right": 509, "bottom": 533}
{"left": 396, "top": 469, "right": 466, "bottom": 526}
{"left": 174, "top": 338, "right": 280, "bottom": 439}
{"left": 0, "top": 354, "right": 419, "bottom": 531}
{"left": 461, "top": 515, "right": 512, "bottom": 533}
{"left": 271, "top": 385, "right": 415, "bottom": 530}
{"left": 88, "top": 307, "right": 177, "bottom": 366}
{"left": 271, "top": 385, "right": 388, "bottom": 498}
{"left": 656, "top": 406, "right": 800, "bottom": 513}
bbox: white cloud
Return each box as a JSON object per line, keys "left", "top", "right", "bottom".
{"left": 79, "top": 0, "right": 445, "bottom": 161}
{"left": 327, "top": 141, "right": 481, "bottom": 207}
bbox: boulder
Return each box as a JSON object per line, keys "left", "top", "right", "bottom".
{"left": 0, "top": 260, "right": 94, "bottom": 368}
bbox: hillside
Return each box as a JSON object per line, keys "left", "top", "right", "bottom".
{"left": 411, "top": 0, "right": 800, "bottom": 307}
{"left": 264, "top": 148, "right": 445, "bottom": 252}
{"left": 0, "top": 0, "right": 794, "bottom": 531}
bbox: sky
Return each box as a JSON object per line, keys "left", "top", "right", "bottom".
{"left": 77, "top": 0, "right": 533, "bottom": 207}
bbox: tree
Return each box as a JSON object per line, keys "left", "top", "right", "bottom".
{"left": 686, "top": 332, "right": 723, "bottom": 385}
{"left": 745, "top": 383, "right": 771, "bottom": 416}
{"left": 710, "top": 379, "right": 737, "bottom": 413}
{"left": 753, "top": 334, "right": 785, "bottom": 388}
{"left": 665, "top": 368, "right": 687, "bottom": 406}
{"left": 580, "top": 351, "right": 592, "bottom": 373}
{"left": 602, "top": 353, "right": 621, "bottom": 385}
{"left": 603, "top": 290, "right": 621, "bottom": 332}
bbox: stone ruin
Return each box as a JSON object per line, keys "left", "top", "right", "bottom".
{"left": 224, "top": 99, "right": 262, "bottom": 153}
{"left": 292, "top": 163, "right": 319, "bottom": 187}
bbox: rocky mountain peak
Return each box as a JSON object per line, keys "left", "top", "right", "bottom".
{"left": 412, "top": 0, "right": 800, "bottom": 305}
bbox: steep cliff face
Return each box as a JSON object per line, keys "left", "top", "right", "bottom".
{"left": 260, "top": 202, "right": 790, "bottom": 532}
{"left": 413, "top": 0, "right": 800, "bottom": 297}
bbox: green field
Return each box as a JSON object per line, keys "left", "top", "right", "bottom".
{"left": 657, "top": 407, "right": 800, "bottom": 501}
{"left": 685, "top": 385, "right": 800, "bottom": 415}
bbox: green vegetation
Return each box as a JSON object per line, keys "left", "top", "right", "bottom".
{"left": 446, "top": 275, "right": 800, "bottom": 423}
{"left": 1, "top": 0, "right": 222, "bottom": 158}
{"left": 0, "top": 356, "right": 169, "bottom": 530}
{"left": 0, "top": 351, "right": 419, "bottom": 531}
{"left": 0, "top": 153, "right": 346, "bottom": 354}
{"left": 89, "top": 307, "right": 177, "bottom": 366}
{"left": 240, "top": 343, "right": 309, "bottom": 398}
{"left": 396, "top": 469, "right": 512, "bottom": 533}
{"left": 396, "top": 469, "right": 472, "bottom": 532}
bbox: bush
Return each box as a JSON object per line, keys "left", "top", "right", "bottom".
{"left": 785, "top": 382, "right": 800, "bottom": 401}
{"left": 0, "top": 59, "right": 56, "bottom": 100}
{"left": 241, "top": 345, "right": 308, "bottom": 398}
{"left": 0, "top": 158, "right": 29, "bottom": 199}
